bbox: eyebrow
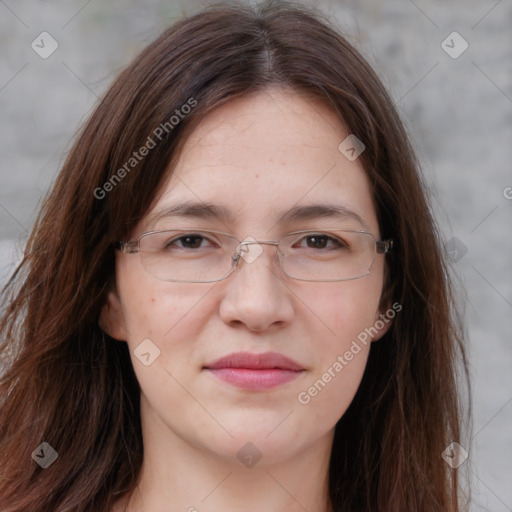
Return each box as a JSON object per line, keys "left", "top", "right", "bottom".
{"left": 149, "top": 201, "right": 371, "bottom": 231}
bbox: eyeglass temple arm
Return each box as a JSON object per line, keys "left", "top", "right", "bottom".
{"left": 115, "top": 241, "right": 139, "bottom": 254}
{"left": 376, "top": 239, "right": 393, "bottom": 254}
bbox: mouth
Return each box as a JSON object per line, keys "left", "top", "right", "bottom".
{"left": 203, "top": 351, "right": 305, "bottom": 390}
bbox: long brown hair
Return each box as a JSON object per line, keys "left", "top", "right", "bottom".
{"left": 0, "top": 1, "right": 470, "bottom": 510}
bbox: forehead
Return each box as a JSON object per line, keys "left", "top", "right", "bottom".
{"left": 143, "top": 87, "right": 379, "bottom": 235}
{"left": 180, "top": 87, "right": 345, "bottom": 167}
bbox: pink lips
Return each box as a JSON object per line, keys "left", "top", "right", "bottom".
{"left": 204, "top": 352, "right": 305, "bottom": 390}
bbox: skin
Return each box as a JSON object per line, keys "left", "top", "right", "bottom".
{"left": 103, "top": 86, "right": 391, "bottom": 512}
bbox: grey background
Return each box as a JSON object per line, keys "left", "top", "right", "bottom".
{"left": 0, "top": 0, "right": 511, "bottom": 510}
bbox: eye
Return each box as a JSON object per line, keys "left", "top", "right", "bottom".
{"left": 165, "top": 233, "right": 218, "bottom": 250}
{"left": 294, "top": 233, "right": 348, "bottom": 250}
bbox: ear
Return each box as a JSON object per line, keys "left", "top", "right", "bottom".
{"left": 99, "top": 287, "right": 129, "bottom": 341}
{"left": 370, "top": 304, "right": 394, "bottom": 343}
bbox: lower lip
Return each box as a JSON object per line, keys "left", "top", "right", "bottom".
{"left": 206, "top": 368, "right": 303, "bottom": 390}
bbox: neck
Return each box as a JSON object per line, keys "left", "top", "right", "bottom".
{"left": 115, "top": 398, "right": 335, "bottom": 512}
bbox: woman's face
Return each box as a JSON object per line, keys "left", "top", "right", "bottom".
{"left": 102, "top": 87, "right": 390, "bottom": 466}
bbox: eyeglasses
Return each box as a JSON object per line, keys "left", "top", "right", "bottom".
{"left": 115, "top": 228, "right": 393, "bottom": 283}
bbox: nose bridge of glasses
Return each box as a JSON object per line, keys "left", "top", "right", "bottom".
{"left": 232, "top": 239, "right": 279, "bottom": 266}
{"left": 237, "top": 239, "right": 279, "bottom": 249}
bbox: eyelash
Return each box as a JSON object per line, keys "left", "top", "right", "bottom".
{"left": 165, "top": 232, "right": 348, "bottom": 250}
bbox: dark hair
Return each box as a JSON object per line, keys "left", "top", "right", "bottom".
{"left": 0, "top": 1, "right": 470, "bottom": 510}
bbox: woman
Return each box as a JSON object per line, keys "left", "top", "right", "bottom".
{"left": 0, "top": 1, "right": 470, "bottom": 511}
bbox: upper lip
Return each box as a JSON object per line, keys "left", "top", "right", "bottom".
{"left": 204, "top": 351, "right": 304, "bottom": 371}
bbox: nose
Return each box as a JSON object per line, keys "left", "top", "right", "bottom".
{"left": 218, "top": 241, "right": 294, "bottom": 332}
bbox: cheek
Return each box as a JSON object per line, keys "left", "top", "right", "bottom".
{"left": 116, "top": 277, "right": 217, "bottom": 408}
{"left": 304, "top": 270, "right": 383, "bottom": 351}
{"left": 294, "top": 273, "right": 382, "bottom": 418}
{"left": 115, "top": 257, "right": 215, "bottom": 355}
{"left": 297, "top": 350, "right": 369, "bottom": 433}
